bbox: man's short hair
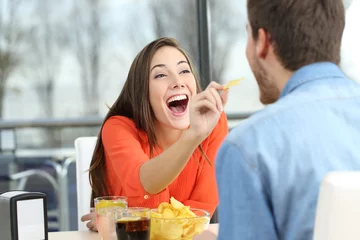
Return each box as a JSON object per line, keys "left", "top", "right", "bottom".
{"left": 247, "top": 0, "right": 345, "bottom": 71}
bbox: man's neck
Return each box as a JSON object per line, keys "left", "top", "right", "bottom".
{"left": 269, "top": 64, "right": 294, "bottom": 94}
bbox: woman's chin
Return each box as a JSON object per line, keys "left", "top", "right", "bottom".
{"left": 164, "top": 117, "right": 189, "bottom": 130}
{"left": 165, "top": 110, "right": 190, "bottom": 130}
{"left": 170, "top": 122, "right": 190, "bottom": 130}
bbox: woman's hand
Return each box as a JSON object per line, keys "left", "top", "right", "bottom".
{"left": 80, "top": 208, "right": 98, "bottom": 232}
{"left": 188, "top": 81, "right": 229, "bottom": 142}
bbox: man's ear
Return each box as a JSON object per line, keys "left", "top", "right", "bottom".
{"left": 256, "top": 28, "right": 270, "bottom": 60}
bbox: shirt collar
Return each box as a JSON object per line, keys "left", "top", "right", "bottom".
{"left": 280, "top": 62, "right": 346, "bottom": 98}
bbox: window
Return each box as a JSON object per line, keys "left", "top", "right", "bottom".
{"left": 209, "top": 0, "right": 263, "bottom": 114}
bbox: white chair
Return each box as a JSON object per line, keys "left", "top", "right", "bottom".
{"left": 74, "top": 136, "right": 97, "bottom": 231}
{"left": 340, "top": 0, "right": 360, "bottom": 83}
{"left": 313, "top": 171, "right": 360, "bottom": 240}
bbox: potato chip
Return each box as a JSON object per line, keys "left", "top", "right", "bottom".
{"left": 182, "top": 223, "right": 195, "bottom": 237}
{"left": 163, "top": 208, "right": 175, "bottom": 218}
{"left": 170, "top": 197, "right": 184, "bottom": 209}
{"left": 160, "top": 221, "right": 183, "bottom": 239}
{"left": 151, "top": 211, "right": 163, "bottom": 218}
{"left": 223, "top": 78, "right": 244, "bottom": 90}
{"left": 184, "top": 206, "right": 196, "bottom": 217}
{"left": 158, "top": 202, "right": 172, "bottom": 214}
{"left": 172, "top": 208, "right": 180, "bottom": 217}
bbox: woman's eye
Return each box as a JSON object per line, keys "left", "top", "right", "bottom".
{"left": 180, "top": 69, "right": 190, "bottom": 74}
{"left": 155, "top": 74, "right": 166, "bottom": 79}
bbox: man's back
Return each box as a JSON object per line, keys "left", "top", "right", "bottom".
{"left": 216, "top": 62, "right": 360, "bottom": 240}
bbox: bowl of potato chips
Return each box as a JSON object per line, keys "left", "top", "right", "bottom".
{"left": 150, "top": 197, "right": 210, "bottom": 240}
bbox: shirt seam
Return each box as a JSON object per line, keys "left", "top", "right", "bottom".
{"left": 284, "top": 75, "right": 345, "bottom": 96}
{"left": 238, "top": 89, "right": 360, "bottom": 134}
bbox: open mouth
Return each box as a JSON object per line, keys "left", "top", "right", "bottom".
{"left": 166, "top": 94, "right": 189, "bottom": 115}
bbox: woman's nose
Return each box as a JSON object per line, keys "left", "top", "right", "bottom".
{"left": 171, "top": 75, "right": 185, "bottom": 89}
{"left": 172, "top": 83, "right": 185, "bottom": 89}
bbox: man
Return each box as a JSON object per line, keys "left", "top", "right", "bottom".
{"left": 215, "top": 0, "right": 360, "bottom": 240}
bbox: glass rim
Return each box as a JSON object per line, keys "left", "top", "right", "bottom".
{"left": 115, "top": 207, "right": 151, "bottom": 221}
{"left": 94, "top": 196, "right": 127, "bottom": 201}
{"left": 150, "top": 207, "right": 210, "bottom": 219}
{"left": 114, "top": 207, "right": 151, "bottom": 214}
{"left": 124, "top": 207, "right": 151, "bottom": 212}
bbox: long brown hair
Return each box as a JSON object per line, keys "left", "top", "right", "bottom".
{"left": 88, "top": 37, "right": 206, "bottom": 206}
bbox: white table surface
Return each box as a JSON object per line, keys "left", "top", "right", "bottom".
{"left": 49, "top": 223, "right": 219, "bottom": 240}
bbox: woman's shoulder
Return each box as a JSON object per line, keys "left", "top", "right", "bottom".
{"left": 102, "top": 115, "right": 142, "bottom": 138}
{"left": 104, "top": 115, "right": 136, "bottom": 129}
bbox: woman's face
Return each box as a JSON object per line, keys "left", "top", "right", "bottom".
{"left": 149, "top": 46, "right": 197, "bottom": 130}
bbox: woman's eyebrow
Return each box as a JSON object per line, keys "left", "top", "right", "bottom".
{"left": 150, "top": 64, "right": 166, "bottom": 72}
{"left": 178, "top": 60, "right": 188, "bottom": 65}
{"left": 151, "top": 60, "right": 189, "bottom": 72}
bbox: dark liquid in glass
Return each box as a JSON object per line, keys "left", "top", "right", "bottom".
{"left": 115, "top": 217, "right": 150, "bottom": 240}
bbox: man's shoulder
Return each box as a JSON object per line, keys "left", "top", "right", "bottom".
{"left": 227, "top": 101, "right": 289, "bottom": 141}
{"left": 227, "top": 79, "right": 360, "bottom": 145}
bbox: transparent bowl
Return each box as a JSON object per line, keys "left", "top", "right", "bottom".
{"left": 150, "top": 208, "right": 210, "bottom": 240}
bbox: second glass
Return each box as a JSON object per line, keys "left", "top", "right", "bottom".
{"left": 115, "top": 207, "right": 151, "bottom": 240}
{"left": 95, "top": 196, "right": 128, "bottom": 240}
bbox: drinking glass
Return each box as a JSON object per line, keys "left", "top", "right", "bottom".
{"left": 94, "top": 196, "right": 128, "bottom": 240}
{"left": 115, "top": 207, "right": 151, "bottom": 240}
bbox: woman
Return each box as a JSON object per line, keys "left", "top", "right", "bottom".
{"left": 81, "top": 37, "right": 229, "bottom": 231}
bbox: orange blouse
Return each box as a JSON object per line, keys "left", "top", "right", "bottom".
{"left": 102, "top": 112, "right": 228, "bottom": 215}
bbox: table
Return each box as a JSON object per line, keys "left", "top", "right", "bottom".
{"left": 49, "top": 224, "right": 219, "bottom": 240}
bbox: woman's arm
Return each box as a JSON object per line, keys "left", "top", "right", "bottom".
{"left": 104, "top": 117, "right": 205, "bottom": 204}
{"left": 140, "top": 82, "right": 228, "bottom": 194}
{"left": 139, "top": 130, "right": 202, "bottom": 194}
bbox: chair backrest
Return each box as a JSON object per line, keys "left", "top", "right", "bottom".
{"left": 74, "top": 136, "right": 97, "bottom": 231}
{"left": 313, "top": 171, "right": 360, "bottom": 240}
